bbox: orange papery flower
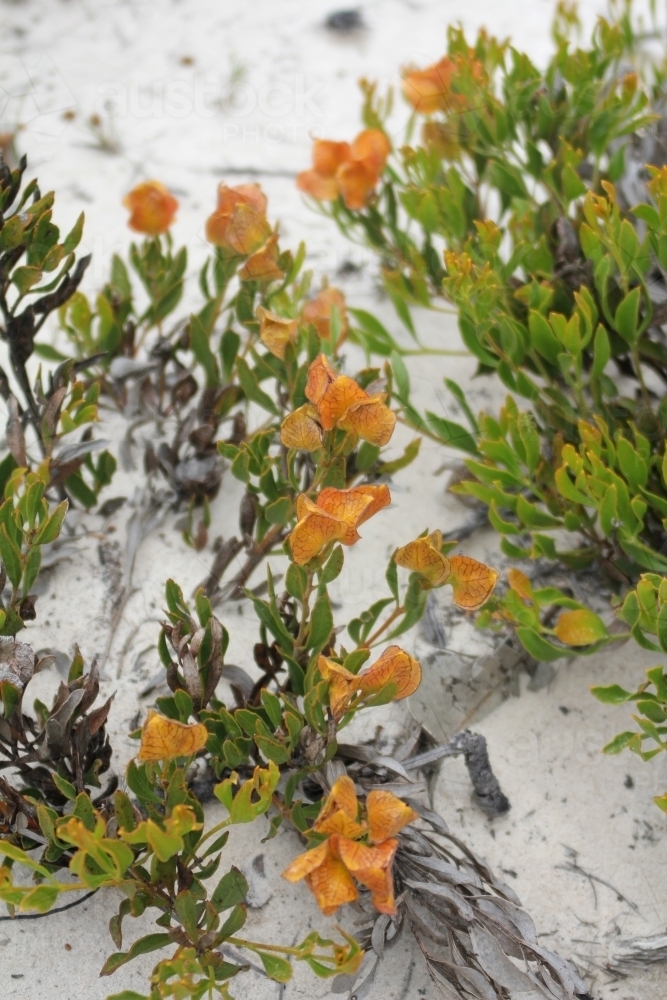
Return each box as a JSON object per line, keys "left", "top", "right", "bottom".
{"left": 297, "top": 129, "right": 390, "bottom": 208}
{"left": 318, "top": 643, "right": 421, "bottom": 720}
{"left": 256, "top": 306, "right": 298, "bottom": 359}
{"left": 395, "top": 529, "right": 451, "bottom": 585}
{"left": 336, "top": 160, "right": 377, "bottom": 211}
{"left": 205, "top": 182, "right": 271, "bottom": 256}
{"left": 303, "top": 355, "right": 396, "bottom": 444}
{"left": 280, "top": 404, "right": 323, "bottom": 452}
{"left": 288, "top": 485, "right": 388, "bottom": 564}
{"left": 316, "top": 375, "right": 368, "bottom": 431}
{"left": 283, "top": 782, "right": 417, "bottom": 916}
{"left": 395, "top": 531, "right": 499, "bottom": 609}
{"left": 447, "top": 554, "right": 500, "bottom": 610}
{"left": 317, "top": 484, "right": 390, "bottom": 539}
{"left": 123, "top": 181, "right": 178, "bottom": 235}
{"left": 313, "top": 140, "right": 353, "bottom": 176}
{"left": 305, "top": 353, "right": 338, "bottom": 405}
{"left": 289, "top": 495, "right": 349, "bottom": 565}
{"left": 239, "top": 234, "right": 284, "bottom": 283}
{"left": 402, "top": 57, "right": 455, "bottom": 115}
{"left": 351, "top": 129, "right": 391, "bottom": 176}
{"left": 336, "top": 836, "right": 399, "bottom": 915}
{"left": 366, "top": 790, "right": 419, "bottom": 843}
{"left": 357, "top": 645, "right": 421, "bottom": 700}
{"left": 313, "top": 776, "right": 367, "bottom": 839}
{"left": 282, "top": 838, "right": 358, "bottom": 916}
{"left": 402, "top": 54, "right": 486, "bottom": 116}
{"left": 301, "top": 287, "right": 349, "bottom": 344}
{"left": 337, "top": 394, "right": 396, "bottom": 446}
{"left": 216, "top": 182, "right": 267, "bottom": 215}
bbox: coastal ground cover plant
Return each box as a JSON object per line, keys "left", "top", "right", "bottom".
{"left": 1, "top": 236, "right": 592, "bottom": 998}
{"left": 296, "top": 1, "right": 667, "bottom": 587}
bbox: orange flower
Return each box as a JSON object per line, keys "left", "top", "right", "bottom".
{"left": 395, "top": 530, "right": 451, "bottom": 586}
{"left": 312, "top": 775, "right": 366, "bottom": 839}
{"left": 301, "top": 287, "right": 348, "bottom": 344}
{"left": 305, "top": 353, "right": 337, "bottom": 406}
{"left": 304, "top": 355, "right": 396, "bottom": 446}
{"left": 318, "top": 644, "right": 421, "bottom": 720}
{"left": 402, "top": 53, "right": 485, "bottom": 116}
{"left": 283, "top": 777, "right": 417, "bottom": 916}
{"left": 256, "top": 306, "right": 298, "bottom": 359}
{"left": 297, "top": 129, "right": 390, "bottom": 209}
{"left": 239, "top": 234, "right": 284, "bottom": 283}
{"left": 280, "top": 404, "right": 323, "bottom": 452}
{"left": 123, "top": 181, "right": 178, "bottom": 235}
{"left": 337, "top": 394, "right": 396, "bottom": 446}
{"left": 205, "top": 182, "right": 271, "bottom": 256}
{"left": 395, "top": 531, "right": 499, "bottom": 609}
{"left": 288, "top": 484, "right": 389, "bottom": 565}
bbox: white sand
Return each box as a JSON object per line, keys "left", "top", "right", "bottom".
{"left": 1, "top": 1, "right": 666, "bottom": 998}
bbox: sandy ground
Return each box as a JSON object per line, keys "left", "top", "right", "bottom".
{"left": 1, "top": 0, "right": 667, "bottom": 998}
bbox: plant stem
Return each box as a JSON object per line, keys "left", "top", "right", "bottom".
{"left": 359, "top": 604, "right": 404, "bottom": 648}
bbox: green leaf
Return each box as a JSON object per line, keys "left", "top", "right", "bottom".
{"left": 126, "top": 760, "right": 162, "bottom": 804}
{"left": 190, "top": 313, "right": 219, "bottom": 386}
{"left": 380, "top": 438, "right": 422, "bottom": 475}
{"left": 591, "top": 325, "right": 610, "bottom": 380}
{"left": 236, "top": 357, "right": 278, "bottom": 414}
{"left": 19, "top": 884, "right": 60, "bottom": 913}
{"left": 33, "top": 500, "right": 68, "bottom": 545}
{"left": 529, "top": 310, "right": 560, "bottom": 365}
{"left": 308, "top": 593, "right": 333, "bottom": 652}
{"left": 211, "top": 866, "right": 248, "bottom": 912}
{"left": 265, "top": 496, "right": 292, "bottom": 526}
{"left": 515, "top": 627, "right": 568, "bottom": 662}
{"left": 0, "top": 524, "right": 22, "bottom": 589}
{"left": 319, "top": 545, "right": 344, "bottom": 585}
{"left": 390, "top": 350, "right": 410, "bottom": 399}
{"left": 601, "top": 731, "right": 636, "bottom": 755}
{"left": 105, "top": 992, "right": 148, "bottom": 1000}
{"left": 614, "top": 286, "right": 641, "bottom": 344}
{"left": 285, "top": 562, "right": 307, "bottom": 601}
{"left": 100, "top": 933, "right": 172, "bottom": 976}
{"left": 425, "top": 412, "right": 478, "bottom": 456}
{"left": 257, "top": 952, "right": 292, "bottom": 983}
{"left": 590, "top": 684, "right": 632, "bottom": 704}
{"left": 62, "top": 212, "right": 85, "bottom": 253}
{"left": 12, "top": 266, "right": 42, "bottom": 295}
{"left": 349, "top": 308, "right": 397, "bottom": 356}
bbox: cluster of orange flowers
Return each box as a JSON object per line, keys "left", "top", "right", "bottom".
{"left": 318, "top": 645, "right": 421, "bottom": 721}
{"left": 283, "top": 776, "right": 417, "bottom": 915}
{"left": 297, "top": 129, "right": 390, "bottom": 209}
{"left": 395, "top": 529, "right": 499, "bottom": 610}
{"left": 402, "top": 53, "right": 486, "bottom": 116}
{"left": 281, "top": 354, "right": 396, "bottom": 457}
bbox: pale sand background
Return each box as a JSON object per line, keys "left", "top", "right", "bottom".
{"left": 0, "top": 1, "right": 666, "bottom": 998}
